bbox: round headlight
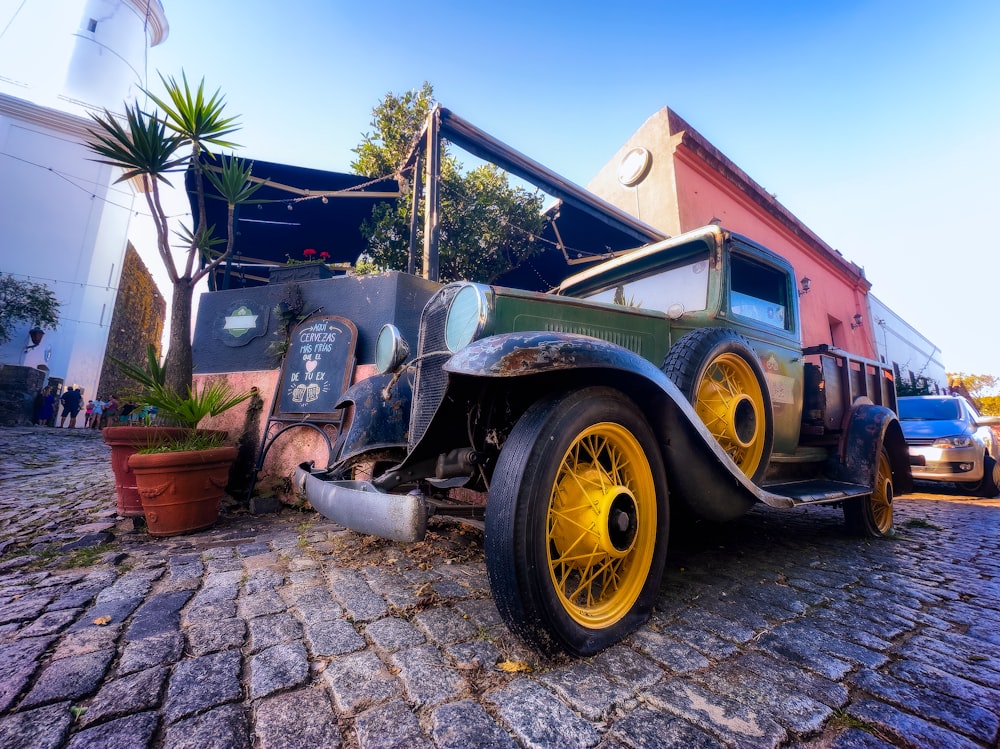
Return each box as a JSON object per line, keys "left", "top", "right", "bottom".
{"left": 445, "top": 284, "right": 490, "bottom": 352}
{"left": 374, "top": 324, "right": 409, "bottom": 374}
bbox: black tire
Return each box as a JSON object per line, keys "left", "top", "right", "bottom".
{"left": 960, "top": 454, "right": 1000, "bottom": 498}
{"left": 484, "top": 387, "right": 669, "bottom": 656}
{"left": 844, "top": 448, "right": 895, "bottom": 537}
{"left": 662, "top": 328, "right": 773, "bottom": 483}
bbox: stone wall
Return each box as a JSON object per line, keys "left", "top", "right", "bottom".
{"left": 98, "top": 243, "right": 166, "bottom": 399}
{"left": 0, "top": 365, "right": 46, "bottom": 426}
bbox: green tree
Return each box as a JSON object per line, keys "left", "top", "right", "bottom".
{"left": 947, "top": 372, "right": 1000, "bottom": 415}
{"left": 0, "top": 275, "right": 60, "bottom": 345}
{"left": 352, "top": 83, "right": 545, "bottom": 284}
{"left": 87, "top": 72, "right": 263, "bottom": 397}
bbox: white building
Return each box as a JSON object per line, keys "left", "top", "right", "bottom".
{"left": 0, "top": 0, "right": 167, "bottom": 398}
{"left": 868, "top": 294, "right": 946, "bottom": 393}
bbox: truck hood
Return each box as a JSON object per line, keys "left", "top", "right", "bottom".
{"left": 900, "top": 419, "right": 970, "bottom": 440}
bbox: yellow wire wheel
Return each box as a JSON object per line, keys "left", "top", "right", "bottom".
{"left": 546, "top": 423, "right": 657, "bottom": 629}
{"left": 869, "top": 449, "right": 894, "bottom": 534}
{"left": 693, "top": 352, "right": 767, "bottom": 477}
{"left": 662, "top": 328, "right": 773, "bottom": 483}
{"left": 844, "top": 447, "right": 895, "bottom": 538}
{"left": 485, "top": 387, "right": 669, "bottom": 656}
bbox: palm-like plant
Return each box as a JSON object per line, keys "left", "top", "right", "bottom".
{"left": 113, "top": 345, "right": 253, "bottom": 430}
{"left": 87, "top": 72, "right": 264, "bottom": 398}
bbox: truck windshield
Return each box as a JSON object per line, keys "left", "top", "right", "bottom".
{"left": 581, "top": 256, "right": 710, "bottom": 313}
{"left": 898, "top": 399, "right": 962, "bottom": 421}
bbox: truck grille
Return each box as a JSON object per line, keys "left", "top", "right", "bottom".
{"left": 409, "top": 286, "right": 459, "bottom": 450}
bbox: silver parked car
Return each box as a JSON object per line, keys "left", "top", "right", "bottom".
{"left": 898, "top": 395, "right": 1000, "bottom": 497}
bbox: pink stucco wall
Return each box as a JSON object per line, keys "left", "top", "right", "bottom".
{"left": 587, "top": 107, "right": 878, "bottom": 360}
{"left": 195, "top": 365, "right": 379, "bottom": 501}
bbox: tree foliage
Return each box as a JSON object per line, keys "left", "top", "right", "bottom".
{"left": 352, "top": 83, "right": 545, "bottom": 284}
{"left": 947, "top": 372, "right": 1000, "bottom": 415}
{"left": 0, "top": 275, "right": 60, "bottom": 345}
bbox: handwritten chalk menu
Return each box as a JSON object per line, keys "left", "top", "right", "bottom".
{"left": 277, "top": 315, "right": 357, "bottom": 416}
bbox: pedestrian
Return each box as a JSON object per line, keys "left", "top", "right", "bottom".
{"left": 91, "top": 397, "right": 104, "bottom": 430}
{"left": 32, "top": 387, "right": 46, "bottom": 425}
{"left": 40, "top": 387, "right": 56, "bottom": 426}
{"left": 102, "top": 395, "right": 119, "bottom": 428}
{"left": 59, "top": 384, "right": 84, "bottom": 428}
{"left": 84, "top": 399, "right": 95, "bottom": 428}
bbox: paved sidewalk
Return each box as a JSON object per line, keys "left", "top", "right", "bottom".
{"left": 0, "top": 426, "right": 998, "bottom": 748}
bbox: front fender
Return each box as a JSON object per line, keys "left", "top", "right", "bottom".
{"left": 435, "top": 331, "right": 764, "bottom": 522}
{"left": 332, "top": 372, "right": 412, "bottom": 467}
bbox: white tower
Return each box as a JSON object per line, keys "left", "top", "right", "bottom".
{"left": 0, "top": 1, "right": 168, "bottom": 401}
{"left": 0, "top": 0, "right": 167, "bottom": 113}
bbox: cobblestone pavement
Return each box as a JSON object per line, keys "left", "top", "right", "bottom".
{"left": 0, "top": 426, "right": 998, "bottom": 749}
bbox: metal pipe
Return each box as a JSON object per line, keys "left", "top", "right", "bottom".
{"left": 422, "top": 106, "right": 441, "bottom": 281}
{"left": 407, "top": 153, "right": 423, "bottom": 276}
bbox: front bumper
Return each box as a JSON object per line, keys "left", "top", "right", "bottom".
{"left": 294, "top": 464, "right": 428, "bottom": 542}
{"left": 907, "top": 445, "right": 983, "bottom": 482}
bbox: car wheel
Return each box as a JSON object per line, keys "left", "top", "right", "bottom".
{"left": 485, "top": 387, "right": 669, "bottom": 656}
{"left": 844, "top": 449, "right": 894, "bottom": 537}
{"left": 960, "top": 454, "right": 1000, "bottom": 498}
{"left": 662, "top": 328, "right": 773, "bottom": 483}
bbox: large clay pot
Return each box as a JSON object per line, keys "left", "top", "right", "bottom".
{"left": 103, "top": 427, "right": 192, "bottom": 517}
{"left": 128, "top": 446, "right": 238, "bottom": 536}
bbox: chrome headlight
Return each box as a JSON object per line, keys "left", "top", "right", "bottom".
{"left": 445, "top": 283, "right": 492, "bottom": 352}
{"left": 374, "top": 324, "right": 410, "bottom": 374}
{"left": 932, "top": 435, "right": 974, "bottom": 448}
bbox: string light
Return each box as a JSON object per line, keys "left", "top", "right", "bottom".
{"left": 0, "top": 151, "right": 192, "bottom": 221}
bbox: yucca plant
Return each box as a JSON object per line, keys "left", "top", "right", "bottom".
{"left": 113, "top": 345, "right": 253, "bottom": 430}
{"left": 87, "top": 72, "right": 265, "bottom": 398}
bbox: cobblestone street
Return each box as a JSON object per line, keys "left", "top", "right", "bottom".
{"left": 0, "top": 426, "right": 997, "bottom": 749}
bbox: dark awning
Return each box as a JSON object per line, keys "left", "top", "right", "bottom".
{"left": 187, "top": 157, "right": 400, "bottom": 290}
{"left": 188, "top": 107, "right": 669, "bottom": 293}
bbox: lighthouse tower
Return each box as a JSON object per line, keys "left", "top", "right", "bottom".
{"left": 0, "top": 1, "right": 168, "bottom": 409}
{"left": 0, "top": 0, "right": 167, "bottom": 113}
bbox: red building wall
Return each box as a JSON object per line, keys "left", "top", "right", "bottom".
{"left": 587, "top": 108, "right": 877, "bottom": 359}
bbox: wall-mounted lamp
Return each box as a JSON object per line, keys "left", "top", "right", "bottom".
{"left": 24, "top": 326, "right": 45, "bottom": 351}
{"left": 798, "top": 277, "right": 811, "bottom": 296}
{"left": 850, "top": 313, "right": 864, "bottom": 330}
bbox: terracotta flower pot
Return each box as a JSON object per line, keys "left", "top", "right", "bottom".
{"left": 102, "top": 426, "right": 193, "bottom": 517}
{"left": 128, "top": 446, "right": 238, "bottom": 536}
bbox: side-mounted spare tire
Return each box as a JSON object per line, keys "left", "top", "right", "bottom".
{"left": 662, "top": 328, "right": 774, "bottom": 484}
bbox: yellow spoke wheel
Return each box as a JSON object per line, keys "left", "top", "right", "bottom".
{"left": 547, "top": 423, "right": 657, "bottom": 629}
{"left": 693, "top": 353, "right": 767, "bottom": 478}
{"left": 662, "top": 328, "right": 774, "bottom": 483}
{"left": 845, "top": 448, "right": 895, "bottom": 538}
{"left": 870, "top": 449, "right": 894, "bottom": 534}
{"left": 485, "top": 387, "right": 668, "bottom": 656}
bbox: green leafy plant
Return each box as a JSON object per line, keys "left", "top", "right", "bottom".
{"left": 0, "top": 275, "right": 61, "bottom": 345}
{"left": 136, "top": 431, "right": 228, "bottom": 454}
{"left": 113, "top": 344, "right": 253, "bottom": 429}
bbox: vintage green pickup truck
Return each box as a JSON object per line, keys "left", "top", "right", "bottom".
{"left": 296, "top": 223, "right": 911, "bottom": 655}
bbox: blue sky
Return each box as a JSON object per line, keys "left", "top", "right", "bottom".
{"left": 147, "top": 1, "right": 1000, "bottom": 376}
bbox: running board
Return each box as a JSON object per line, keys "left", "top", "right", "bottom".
{"left": 759, "top": 479, "right": 871, "bottom": 509}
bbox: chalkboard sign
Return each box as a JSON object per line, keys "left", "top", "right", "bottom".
{"left": 276, "top": 315, "right": 357, "bottom": 416}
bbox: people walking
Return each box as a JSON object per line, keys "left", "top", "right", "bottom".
{"left": 91, "top": 397, "right": 104, "bottom": 430}
{"left": 103, "top": 395, "right": 119, "bottom": 428}
{"left": 59, "top": 384, "right": 84, "bottom": 428}
{"left": 33, "top": 386, "right": 54, "bottom": 426}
